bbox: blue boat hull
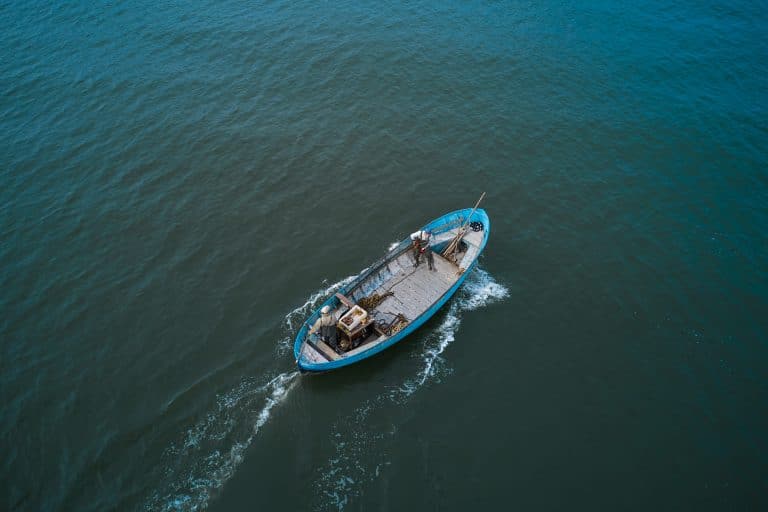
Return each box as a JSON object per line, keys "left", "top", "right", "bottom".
{"left": 294, "top": 208, "right": 490, "bottom": 372}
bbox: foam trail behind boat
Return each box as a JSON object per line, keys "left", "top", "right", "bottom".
{"left": 145, "top": 371, "right": 299, "bottom": 512}
{"left": 145, "top": 271, "right": 363, "bottom": 512}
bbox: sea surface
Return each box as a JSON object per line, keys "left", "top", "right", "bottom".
{"left": 1, "top": 1, "right": 767, "bottom": 510}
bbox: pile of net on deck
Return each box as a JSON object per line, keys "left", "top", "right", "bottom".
{"left": 357, "top": 291, "right": 408, "bottom": 336}
{"left": 357, "top": 291, "right": 393, "bottom": 310}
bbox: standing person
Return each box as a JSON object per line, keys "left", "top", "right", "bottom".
{"left": 309, "top": 305, "right": 338, "bottom": 348}
{"left": 410, "top": 229, "right": 434, "bottom": 270}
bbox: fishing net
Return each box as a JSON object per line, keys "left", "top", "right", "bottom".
{"left": 386, "top": 314, "right": 408, "bottom": 335}
{"left": 357, "top": 291, "right": 393, "bottom": 311}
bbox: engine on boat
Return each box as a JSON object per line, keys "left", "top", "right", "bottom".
{"left": 339, "top": 305, "right": 368, "bottom": 332}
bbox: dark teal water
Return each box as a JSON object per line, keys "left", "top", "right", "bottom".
{"left": 2, "top": 1, "right": 767, "bottom": 510}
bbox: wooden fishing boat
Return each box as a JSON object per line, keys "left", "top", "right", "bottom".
{"left": 294, "top": 203, "right": 490, "bottom": 372}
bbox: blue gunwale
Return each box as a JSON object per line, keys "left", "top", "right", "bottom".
{"left": 294, "top": 208, "right": 490, "bottom": 372}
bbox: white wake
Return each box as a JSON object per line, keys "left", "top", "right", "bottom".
{"left": 145, "top": 371, "right": 299, "bottom": 512}
{"left": 145, "top": 271, "right": 363, "bottom": 512}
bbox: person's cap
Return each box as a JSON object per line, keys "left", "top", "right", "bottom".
{"left": 321, "top": 305, "right": 331, "bottom": 315}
